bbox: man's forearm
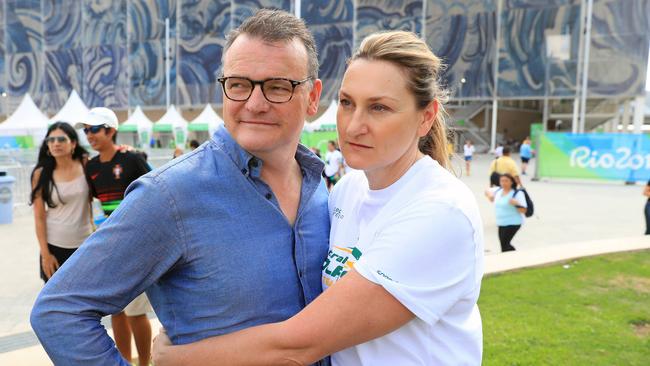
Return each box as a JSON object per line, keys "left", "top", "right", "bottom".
{"left": 31, "top": 300, "right": 129, "bottom": 365}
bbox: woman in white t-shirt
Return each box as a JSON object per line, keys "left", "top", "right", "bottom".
{"left": 30, "top": 122, "right": 92, "bottom": 283}
{"left": 153, "top": 31, "right": 484, "bottom": 366}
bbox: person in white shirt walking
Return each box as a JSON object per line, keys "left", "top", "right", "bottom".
{"left": 324, "top": 140, "right": 344, "bottom": 189}
{"left": 463, "top": 139, "right": 475, "bottom": 176}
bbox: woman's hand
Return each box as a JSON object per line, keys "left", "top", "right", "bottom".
{"left": 152, "top": 328, "right": 174, "bottom": 366}
{"left": 41, "top": 252, "right": 60, "bottom": 279}
{"left": 508, "top": 198, "right": 519, "bottom": 206}
{"left": 484, "top": 188, "right": 494, "bottom": 202}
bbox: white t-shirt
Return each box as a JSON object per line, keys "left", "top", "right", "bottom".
{"left": 325, "top": 149, "right": 343, "bottom": 177}
{"left": 463, "top": 144, "right": 475, "bottom": 157}
{"left": 324, "top": 156, "right": 484, "bottom": 366}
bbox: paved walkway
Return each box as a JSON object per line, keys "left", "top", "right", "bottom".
{"left": 1, "top": 153, "right": 648, "bottom": 364}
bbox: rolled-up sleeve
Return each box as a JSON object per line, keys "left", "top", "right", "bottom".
{"left": 30, "top": 175, "right": 185, "bottom": 365}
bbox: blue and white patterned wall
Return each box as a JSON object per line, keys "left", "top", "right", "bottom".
{"left": 0, "top": 0, "right": 647, "bottom": 116}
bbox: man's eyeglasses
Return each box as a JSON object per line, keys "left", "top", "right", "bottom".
{"left": 45, "top": 136, "right": 70, "bottom": 144}
{"left": 83, "top": 125, "right": 108, "bottom": 134}
{"left": 217, "top": 76, "right": 312, "bottom": 104}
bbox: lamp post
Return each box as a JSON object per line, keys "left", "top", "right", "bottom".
{"left": 164, "top": 17, "right": 170, "bottom": 109}
{"left": 459, "top": 77, "right": 466, "bottom": 106}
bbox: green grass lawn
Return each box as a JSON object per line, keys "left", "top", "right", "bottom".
{"left": 480, "top": 250, "right": 650, "bottom": 365}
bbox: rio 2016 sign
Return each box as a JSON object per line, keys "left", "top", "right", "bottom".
{"left": 538, "top": 133, "right": 650, "bottom": 181}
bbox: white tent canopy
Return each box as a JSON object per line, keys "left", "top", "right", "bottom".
{"left": 189, "top": 104, "right": 224, "bottom": 136}
{"left": 305, "top": 100, "right": 337, "bottom": 132}
{"left": 49, "top": 90, "right": 90, "bottom": 146}
{"left": 153, "top": 105, "right": 188, "bottom": 148}
{"left": 118, "top": 106, "right": 153, "bottom": 149}
{"left": 50, "top": 90, "right": 88, "bottom": 125}
{"left": 0, "top": 93, "right": 50, "bottom": 144}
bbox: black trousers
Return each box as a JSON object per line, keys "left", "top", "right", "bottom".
{"left": 498, "top": 225, "right": 520, "bottom": 252}
{"left": 645, "top": 201, "right": 650, "bottom": 235}
{"left": 40, "top": 243, "right": 77, "bottom": 283}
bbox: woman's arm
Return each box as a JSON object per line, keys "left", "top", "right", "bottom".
{"left": 484, "top": 188, "right": 495, "bottom": 202}
{"left": 31, "top": 169, "right": 58, "bottom": 279}
{"left": 643, "top": 184, "right": 650, "bottom": 197}
{"left": 509, "top": 192, "right": 527, "bottom": 214}
{"left": 153, "top": 270, "right": 414, "bottom": 366}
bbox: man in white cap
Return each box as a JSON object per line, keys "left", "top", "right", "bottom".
{"left": 75, "top": 107, "right": 153, "bottom": 365}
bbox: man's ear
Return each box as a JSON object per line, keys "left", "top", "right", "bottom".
{"left": 307, "top": 79, "right": 323, "bottom": 116}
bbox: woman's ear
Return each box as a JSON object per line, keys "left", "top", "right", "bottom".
{"left": 418, "top": 100, "right": 438, "bottom": 137}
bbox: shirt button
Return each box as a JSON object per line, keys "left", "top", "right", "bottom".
{"left": 265, "top": 193, "right": 272, "bottom": 200}
{"left": 241, "top": 168, "right": 247, "bottom": 175}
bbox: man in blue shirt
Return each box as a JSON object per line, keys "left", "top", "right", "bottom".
{"left": 31, "top": 9, "right": 330, "bottom": 366}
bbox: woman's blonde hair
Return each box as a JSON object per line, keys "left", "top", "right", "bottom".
{"left": 351, "top": 31, "right": 450, "bottom": 170}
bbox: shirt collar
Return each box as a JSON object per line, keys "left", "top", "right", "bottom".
{"left": 212, "top": 125, "right": 325, "bottom": 180}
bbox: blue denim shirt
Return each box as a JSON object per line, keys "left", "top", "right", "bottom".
{"left": 31, "top": 126, "right": 331, "bottom": 365}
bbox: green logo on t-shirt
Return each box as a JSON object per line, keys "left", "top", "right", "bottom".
{"left": 322, "top": 246, "right": 362, "bottom": 288}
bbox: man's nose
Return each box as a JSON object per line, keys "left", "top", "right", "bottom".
{"left": 245, "top": 85, "right": 270, "bottom": 113}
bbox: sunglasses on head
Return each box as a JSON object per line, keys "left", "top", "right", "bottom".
{"left": 83, "top": 125, "right": 108, "bottom": 134}
{"left": 45, "top": 136, "right": 70, "bottom": 144}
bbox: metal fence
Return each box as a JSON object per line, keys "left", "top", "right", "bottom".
{"left": 0, "top": 148, "right": 176, "bottom": 209}
{"left": 0, "top": 149, "right": 37, "bottom": 209}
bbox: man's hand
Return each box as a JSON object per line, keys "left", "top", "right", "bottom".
{"left": 118, "top": 144, "right": 136, "bottom": 152}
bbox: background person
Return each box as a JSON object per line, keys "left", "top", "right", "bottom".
{"left": 324, "top": 140, "right": 344, "bottom": 189}
{"left": 519, "top": 137, "right": 532, "bottom": 175}
{"left": 189, "top": 139, "right": 200, "bottom": 150}
{"left": 489, "top": 146, "right": 521, "bottom": 187}
{"left": 79, "top": 107, "right": 153, "bottom": 366}
{"left": 152, "top": 30, "right": 484, "bottom": 366}
{"left": 463, "top": 139, "right": 475, "bottom": 176}
{"left": 485, "top": 174, "right": 527, "bottom": 252}
{"left": 30, "top": 122, "right": 91, "bottom": 283}
{"left": 494, "top": 143, "right": 503, "bottom": 158}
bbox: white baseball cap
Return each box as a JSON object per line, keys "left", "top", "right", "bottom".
{"left": 75, "top": 107, "right": 119, "bottom": 130}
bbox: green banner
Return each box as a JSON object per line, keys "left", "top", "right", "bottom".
{"left": 538, "top": 132, "right": 650, "bottom": 181}
{"left": 300, "top": 131, "right": 338, "bottom": 153}
{"left": 530, "top": 123, "right": 543, "bottom": 150}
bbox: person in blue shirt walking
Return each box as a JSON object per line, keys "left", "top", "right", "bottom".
{"left": 519, "top": 137, "right": 533, "bottom": 175}
{"left": 30, "top": 9, "right": 330, "bottom": 366}
{"left": 485, "top": 174, "right": 527, "bottom": 252}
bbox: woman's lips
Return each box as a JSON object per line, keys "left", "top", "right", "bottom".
{"left": 347, "top": 141, "right": 372, "bottom": 149}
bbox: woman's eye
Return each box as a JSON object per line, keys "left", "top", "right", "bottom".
{"left": 371, "top": 104, "right": 388, "bottom": 112}
{"left": 339, "top": 98, "right": 351, "bottom": 106}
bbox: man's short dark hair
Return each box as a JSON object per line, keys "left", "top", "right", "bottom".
{"left": 224, "top": 9, "right": 319, "bottom": 80}
{"left": 502, "top": 147, "right": 511, "bottom": 155}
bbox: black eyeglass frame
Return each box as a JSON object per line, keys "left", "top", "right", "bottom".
{"left": 83, "top": 124, "right": 109, "bottom": 134}
{"left": 217, "top": 76, "right": 312, "bottom": 104}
